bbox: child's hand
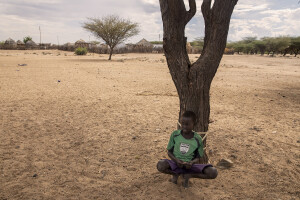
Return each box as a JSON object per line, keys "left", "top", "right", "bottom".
{"left": 183, "top": 162, "right": 193, "bottom": 169}
{"left": 176, "top": 159, "right": 184, "bottom": 168}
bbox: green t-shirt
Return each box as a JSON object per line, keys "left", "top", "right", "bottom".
{"left": 166, "top": 130, "right": 204, "bottom": 162}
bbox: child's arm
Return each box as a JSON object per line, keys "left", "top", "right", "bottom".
{"left": 190, "top": 158, "right": 200, "bottom": 165}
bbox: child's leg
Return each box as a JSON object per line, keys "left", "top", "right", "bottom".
{"left": 182, "top": 167, "right": 218, "bottom": 188}
{"left": 157, "top": 160, "right": 180, "bottom": 184}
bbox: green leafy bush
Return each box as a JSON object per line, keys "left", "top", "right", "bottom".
{"left": 23, "top": 36, "right": 32, "bottom": 44}
{"left": 75, "top": 47, "right": 88, "bottom": 55}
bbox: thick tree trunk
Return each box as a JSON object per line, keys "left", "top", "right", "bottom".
{"left": 160, "top": 0, "right": 238, "bottom": 163}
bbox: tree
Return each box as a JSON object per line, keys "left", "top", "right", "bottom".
{"left": 232, "top": 42, "right": 244, "bottom": 54}
{"left": 243, "top": 43, "right": 254, "bottom": 54}
{"left": 159, "top": 0, "right": 238, "bottom": 163}
{"left": 291, "top": 37, "right": 300, "bottom": 57}
{"left": 242, "top": 37, "right": 257, "bottom": 44}
{"left": 83, "top": 15, "right": 140, "bottom": 60}
{"left": 275, "top": 36, "right": 291, "bottom": 54}
{"left": 23, "top": 36, "right": 32, "bottom": 44}
{"left": 253, "top": 40, "right": 267, "bottom": 55}
{"left": 263, "top": 36, "right": 291, "bottom": 56}
{"left": 190, "top": 37, "right": 204, "bottom": 52}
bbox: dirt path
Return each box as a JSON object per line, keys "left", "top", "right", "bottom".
{"left": 0, "top": 51, "right": 299, "bottom": 199}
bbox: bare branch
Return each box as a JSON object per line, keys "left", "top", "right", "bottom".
{"left": 185, "top": 0, "right": 197, "bottom": 24}
{"left": 201, "top": 0, "right": 212, "bottom": 53}
{"left": 201, "top": 0, "right": 212, "bottom": 23}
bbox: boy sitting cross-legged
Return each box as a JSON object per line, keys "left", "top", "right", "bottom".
{"left": 157, "top": 111, "right": 218, "bottom": 188}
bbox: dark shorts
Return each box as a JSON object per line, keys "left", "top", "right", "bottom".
{"left": 163, "top": 159, "right": 213, "bottom": 174}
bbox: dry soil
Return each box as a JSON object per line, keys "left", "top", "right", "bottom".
{"left": 0, "top": 50, "right": 299, "bottom": 199}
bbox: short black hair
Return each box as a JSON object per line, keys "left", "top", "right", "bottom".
{"left": 182, "top": 111, "right": 197, "bottom": 124}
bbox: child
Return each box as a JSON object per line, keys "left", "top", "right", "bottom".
{"left": 157, "top": 111, "right": 218, "bottom": 188}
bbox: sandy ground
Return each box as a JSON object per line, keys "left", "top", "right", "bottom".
{"left": 0, "top": 50, "right": 299, "bottom": 200}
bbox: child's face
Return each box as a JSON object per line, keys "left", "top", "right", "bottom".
{"left": 181, "top": 117, "right": 194, "bottom": 133}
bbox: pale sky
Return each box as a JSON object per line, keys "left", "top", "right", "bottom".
{"left": 0, "top": 0, "right": 299, "bottom": 44}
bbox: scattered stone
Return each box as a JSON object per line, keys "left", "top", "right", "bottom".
{"left": 18, "top": 64, "right": 27, "bottom": 66}
{"left": 33, "top": 174, "right": 38, "bottom": 178}
{"left": 217, "top": 159, "right": 233, "bottom": 169}
{"left": 127, "top": 167, "right": 137, "bottom": 171}
{"left": 58, "top": 80, "right": 61, "bottom": 83}
{"left": 272, "top": 131, "right": 277, "bottom": 134}
{"left": 230, "top": 154, "right": 237, "bottom": 159}
{"left": 132, "top": 136, "right": 137, "bottom": 140}
{"left": 99, "top": 170, "right": 107, "bottom": 179}
{"left": 208, "top": 149, "right": 214, "bottom": 155}
{"left": 250, "top": 126, "right": 262, "bottom": 132}
{"left": 297, "top": 140, "right": 300, "bottom": 143}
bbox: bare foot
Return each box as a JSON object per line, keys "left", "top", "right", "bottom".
{"left": 169, "top": 174, "right": 179, "bottom": 184}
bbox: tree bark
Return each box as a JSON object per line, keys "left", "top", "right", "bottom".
{"left": 160, "top": 0, "right": 238, "bottom": 163}
{"left": 108, "top": 48, "right": 113, "bottom": 60}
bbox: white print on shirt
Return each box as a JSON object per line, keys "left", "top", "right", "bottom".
{"left": 180, "top": 143, "right": 190, "bottom": 155}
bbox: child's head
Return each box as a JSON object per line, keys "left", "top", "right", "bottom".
{"left": 181, "top": 111, "right": 196, "bottom": 133}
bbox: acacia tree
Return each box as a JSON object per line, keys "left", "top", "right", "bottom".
{"left": 253, "top": 40, "right": 267, "bottom": 55}
{"left": 83, "top": 15, "right": 140, "bottom": 60}
{"left": 190, "top": 37, "right": 204, "bottom": 53}
{"left": 160, "top": 0, "right": 238, "bottom": 162}
{"left": 290, "top": 37, "right": 300, "bottom": 57}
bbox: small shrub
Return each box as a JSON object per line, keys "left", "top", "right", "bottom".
{"left": 23, "top": 36, "right": 32, "bottom": 44}
{"left": 75, "top": 47, "right": 88, "bottom": 55}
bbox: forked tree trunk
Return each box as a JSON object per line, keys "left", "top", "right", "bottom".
{"left": 159, "top": 0, "right": 238, "bottom": 163}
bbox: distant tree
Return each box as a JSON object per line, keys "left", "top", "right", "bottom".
{"left": 232, "top": 42, "right": 244, "bottom": 54}
{"left": 243, "top": 43, "right": 255, "bottom": 54}
{"left": 190, "top": 37, "right": 204, "bottom": 52}
{"left": 253, "top": 40, "right": 267, "bottom": 55}
{"left": 263, "top": 36, "right": 291, "bottom": 56}
{"left": 83, "top": 15, "right": 140, "bottom": 60}
{"left": 226, "top": 42, "right": 235, "bottom": 49}
{"left": 276, "top": 36, "right": 291, "bottom": 54}
{"left": 290, "top": 36, "right": 300, "bottom": 57}
{"left": 242, "top": 37, "right": 257, "bottom": 44}
{"left": 23, "top": 36, "right": 32, "bottom": 44}
{"left": 263, "top": 37, "right": 277, "bottom": 55}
